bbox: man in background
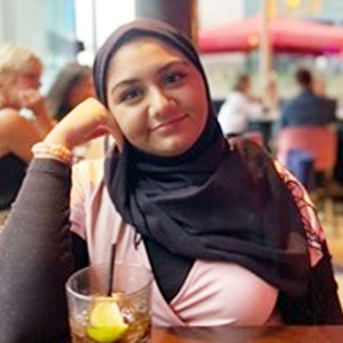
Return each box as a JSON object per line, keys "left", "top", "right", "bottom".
{"left": 278, "top": 68, "right": 336, "bottom": 130}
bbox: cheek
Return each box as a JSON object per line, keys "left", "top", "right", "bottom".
{"left": 111, "top": 107, "right": 147, "bottom": 142}
{"left": 18, "top": 79, "right": 36, "bottom": 90}
{"left": 187, "top": 83, "right": 208, "bottom": 123}
{"left": 11, "top": 79, "right": 22, "bottom": 90}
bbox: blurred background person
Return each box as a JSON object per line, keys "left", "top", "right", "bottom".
{"left": 217, "top": 74, "right": 265, "bottom": 136}
{"left": 314, "top": 76, "right": 343, "bottom": 187}
{"left": 263, "top": 72, "right": 279, "bottom": 115}
{"left": 277, "top": 68, "right": 336, "bottom": 130}
{"left": 0, "top": 42, "right": 53, "bottom": 223}
{"left": 46, "top": 63, "right": 94, "bottom": 122}
{"left": 313, "top": 76, "right": 337, "bottom": 123}
{"left": 274, "top": 68, "right": 338, "bottom": 192}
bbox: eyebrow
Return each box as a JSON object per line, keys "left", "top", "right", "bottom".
{"left": 110, "top": 60, "right": 189, "bottom": 94}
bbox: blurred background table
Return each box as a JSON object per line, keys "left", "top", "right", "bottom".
{"left": 151, "top": 325, "right": 343, "bottom": 343}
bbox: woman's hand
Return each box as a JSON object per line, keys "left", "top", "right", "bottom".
{"left": 43, "top": 97, "right": 124, "bottom": 151}
{"left": 18, "top": 89, "right": 55, "bottom": 137}
{"left": 18, "top": 89, "right": 47, "bottom": 117}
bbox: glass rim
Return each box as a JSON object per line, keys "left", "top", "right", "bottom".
{"left": 65, "top": 262, "right": 154, "bottom": 301}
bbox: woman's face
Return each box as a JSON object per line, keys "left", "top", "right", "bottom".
{"left": 5, "top": 60, "right": 42, "bottom": 106}
{"left": 106, "top": 37, "right": 208, "bottom": 157}
{"left": 14, "top": 60, "right": 42, "bottom": 91}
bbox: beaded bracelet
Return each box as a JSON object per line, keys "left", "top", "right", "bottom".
{"left": 32, "top": 142, "right": 73, "bottom": 165}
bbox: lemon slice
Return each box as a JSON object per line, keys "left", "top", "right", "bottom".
{"left": 86, "top": 299, "right": 128, "bottom": 343}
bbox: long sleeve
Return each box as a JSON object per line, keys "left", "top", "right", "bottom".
{"left": 277, "top": 246, "right": 343, "bottom": 324}
{"left": 274, "top": 152, "right": 343, "bottom": 324}
{"left": 0, "top": 159, "right": 75, "bottom": 343}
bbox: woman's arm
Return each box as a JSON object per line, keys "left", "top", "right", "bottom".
{"left": 0, "top": 108, "right": 44, "bottom": 162}
{"left": 0, "top": 98, "right": 122, "bottom": 342}
{"left": 0, "top": 98, "right": 121, "bottom": 342}
{"left": 274, "top": 160, "right": 343, "bottom": 324}
{"left": 0, "top": 159, "right": 75, "bottom": 342}
{"left": 0, "top": 90, "right": 55, "bottom": 162}
{"left": 277, "top": 247, "right": 343, "bottom": 324}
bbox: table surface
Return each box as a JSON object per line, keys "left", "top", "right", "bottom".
{"left": 151, "top": 325, "right": 343, "bottom": 343}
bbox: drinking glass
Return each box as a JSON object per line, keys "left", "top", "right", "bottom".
{"left": 66, "top": 262, "right": 153, "bottom": 343}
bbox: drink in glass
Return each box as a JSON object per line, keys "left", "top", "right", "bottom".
{"left": 66, "top": 263, "right": 153, "bottom": 343}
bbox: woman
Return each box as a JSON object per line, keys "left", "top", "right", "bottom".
{"left": 0, "top": 20, "right": 341, "bottom": 342}
{"left": 0, "top": 43, "right": 53, "bottom": 222}
{"left": 46, "top": 62, "right": 94, "bottom": 122}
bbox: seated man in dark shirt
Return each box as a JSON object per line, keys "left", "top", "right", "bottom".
{"left": 278, "top": 68, "right": 336, "bottom": 129}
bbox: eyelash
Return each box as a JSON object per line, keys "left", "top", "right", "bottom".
{"left": 119, "top": 88, "right": 142, "bottom": 103}
{"left": 118, "top": 70, "right": 188, "bottom": 104}
{"left": 163, "top": 71, "right": 187, "bottom": 85}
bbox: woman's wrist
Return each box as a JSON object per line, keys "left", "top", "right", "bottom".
{"left": 32, "top": 142, "right": 73, "bottom": 165}
{"left": 43, "top": 126, "right": 74, "bottom": 151}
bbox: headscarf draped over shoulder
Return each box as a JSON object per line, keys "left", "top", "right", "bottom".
{"left": 94, "top": 19, "right": 310, "bottom": 298}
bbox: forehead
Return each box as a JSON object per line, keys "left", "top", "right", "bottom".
{"left": 21, "top": 59, "right": 43, "bottom": 75}
{"left": 107, "top": 37, "right": 190, "bottom": 79}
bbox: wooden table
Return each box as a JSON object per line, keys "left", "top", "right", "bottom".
{"left": 151, "top": 325, "right": 343, "bottom": 343}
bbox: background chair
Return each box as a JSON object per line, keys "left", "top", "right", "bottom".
{"left": 276, "top": 125, "right": 338, "bottom": 233}
{"left": 277, "top": 126, "right": 337, "bottom": 173}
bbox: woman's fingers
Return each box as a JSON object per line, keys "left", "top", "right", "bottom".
{"left": 106, "top": 112, "right": 124, "bottom": 152}
{"left": 66, "top": 98, "right": 124, "bottom": 151}
{"left": 18, "top": 89, "right": 42, "bottom": 108}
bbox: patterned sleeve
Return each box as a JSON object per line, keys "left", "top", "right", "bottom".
{"left": 274, "top": 159, "right": 325, "bottom": 266}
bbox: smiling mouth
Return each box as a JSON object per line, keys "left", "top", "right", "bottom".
{"left": 152, "top": 114, "right": 187, "bottom": 131}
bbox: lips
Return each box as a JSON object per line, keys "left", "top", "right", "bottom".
{"left": 152, "top": 114, "right": 188, "bottom": 132}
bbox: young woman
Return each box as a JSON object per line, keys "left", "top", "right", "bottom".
{"left": 0, "top": 43, "right": 53, "bottom": 222}
{"left": 46, "top": 62, "right": 94, "bottom": 122}
{"left": 0, "top": 20, "right": 341, "bottom": 342}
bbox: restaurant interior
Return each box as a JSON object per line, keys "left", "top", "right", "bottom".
{"left": 2, "top": 1, "right": 343, "bottom": 342}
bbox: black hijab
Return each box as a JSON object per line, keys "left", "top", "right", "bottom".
{"left": 93, "top": 19, "right": 310, "bottom": 297}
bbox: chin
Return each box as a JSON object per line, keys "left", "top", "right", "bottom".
{"left": 154, "top": 140, "right": 195, "bottom": 157}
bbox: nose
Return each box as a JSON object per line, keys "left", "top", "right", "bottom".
{"left": 148, "top": 87, "right": 176, "bottom": 118}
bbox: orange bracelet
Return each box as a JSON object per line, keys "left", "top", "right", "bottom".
{"left": 32, "top": 142, "right": 73, "bottom": 165}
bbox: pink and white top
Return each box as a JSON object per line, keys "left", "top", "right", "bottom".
{"left": 70, "top": 158, "right": 324, "bottom": 327}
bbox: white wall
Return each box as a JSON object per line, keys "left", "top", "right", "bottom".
{"left": 0, "top": 0, "right": 45, "bottom": 53}
{"left": 75, "top": 0, "right": 135, "bottom": 65}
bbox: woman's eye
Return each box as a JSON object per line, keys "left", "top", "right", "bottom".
{"left": 119, "top": 88, "right": 142, "bottom": 103}
{"left": 163, "top": 72, "right": 186, "bottom": 86}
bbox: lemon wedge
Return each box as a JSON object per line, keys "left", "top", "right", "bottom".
{"left": 86, "top": 299, "right": 128, "bottom": 342}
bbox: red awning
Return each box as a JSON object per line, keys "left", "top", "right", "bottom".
{"left": 198, "top": 16, "right": 343, "bottom": 55}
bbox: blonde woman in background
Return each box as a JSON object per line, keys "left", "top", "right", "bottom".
{"left": 0, "top": 43, "right": 53, "bottom": 223}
